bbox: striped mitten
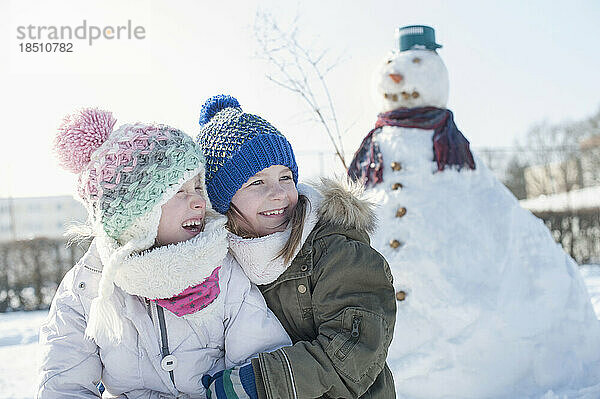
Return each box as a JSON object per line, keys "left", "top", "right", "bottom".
{"left": 202, "top": 363, "right": 257, "bottom": 399}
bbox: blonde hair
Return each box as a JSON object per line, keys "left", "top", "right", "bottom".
{"left": 226, "top": 194, "right": 309, "bottom": 264}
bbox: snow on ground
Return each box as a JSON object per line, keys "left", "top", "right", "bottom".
{"left": 0, "top": 310, "right": 47, "bottom": 399}
{"left": 1, "top": 267, "right": 599, "bottom": 399}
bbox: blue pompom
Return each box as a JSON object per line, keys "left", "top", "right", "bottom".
{"left": 198, "top": 95, "right": 241, "bottom": 127}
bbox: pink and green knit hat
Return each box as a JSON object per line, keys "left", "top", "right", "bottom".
{"left": 55, "top": 108, "right": 206, "bottom": 244}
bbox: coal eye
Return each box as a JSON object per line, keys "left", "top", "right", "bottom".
{"left": 412, "top": 57, "right": 421, "bottom": 64}
{"left": 386, "top": 59, "right": 392, "bottom": 64}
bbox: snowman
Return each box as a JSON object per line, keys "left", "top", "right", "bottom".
{"left": 349, "top": 25, "right": 600, "bottom": 398}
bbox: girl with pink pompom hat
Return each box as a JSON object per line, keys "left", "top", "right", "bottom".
{"left": 37, "top": 108, "right": 290, "bottom": 398}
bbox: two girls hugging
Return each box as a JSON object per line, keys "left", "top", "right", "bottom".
{"left": 37, "top": 95, "right": 396, "bottom": 399}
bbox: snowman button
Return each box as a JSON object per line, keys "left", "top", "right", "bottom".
{"left": 396, "top": 291, "right": 407, "bottom": 301}
{"left": 392, "top": 183, "right": 403, "bottom": 190}
{"left": 389, "top": 239, "right": 402, "bottom": 249}
{"left": 390, "top": 162, "right": 402, "bottom": 171}
{"left": 396, "top": 207, "right": 407, "bottom": 218}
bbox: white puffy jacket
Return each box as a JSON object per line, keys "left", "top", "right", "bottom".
{"left": 37, "top": 235, "right": 290, "bottom": 398}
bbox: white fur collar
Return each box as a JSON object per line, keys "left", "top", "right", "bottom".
{"left": 228, "top": 183, "right": 321, "bottom": 285}
{"left": 113, "top": 215, "right": 229, "bottom": 299}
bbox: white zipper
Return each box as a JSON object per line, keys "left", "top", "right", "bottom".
{"left": 280, "top": 349, "right": 298, "bottom": 399}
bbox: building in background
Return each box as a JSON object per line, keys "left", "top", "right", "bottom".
{"left": 520, "top": 135, "right": 600, "bottom": 264}
{"left": 524, "top": 135, "right": 600, "bottom": 198}
{"left": 580, "top": 135, "right": 600, "bottom": 189}
{"left": 0, "top": 196, "right": 86, "bottom": 242}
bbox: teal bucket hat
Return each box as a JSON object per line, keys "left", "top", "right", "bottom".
{"left": 396, "top": 25, "right": 442, "bottom": 51}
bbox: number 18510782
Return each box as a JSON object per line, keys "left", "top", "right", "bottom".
{"left": 19, "top": 42, "right": 73, "bottom": 52}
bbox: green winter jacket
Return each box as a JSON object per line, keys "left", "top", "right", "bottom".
{"left": 250, "top": 179, "right": 397, "bottom": 398}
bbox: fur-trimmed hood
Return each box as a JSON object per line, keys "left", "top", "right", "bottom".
{"left": 310, "top": 177, "right": 377, "bottom": 235}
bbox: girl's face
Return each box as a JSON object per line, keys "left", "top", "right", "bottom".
{"left": 230, "top": 165, "right": 298, "bottom": 237}
{"left": 156, "top": 175, "right": 206, "bottom": 246}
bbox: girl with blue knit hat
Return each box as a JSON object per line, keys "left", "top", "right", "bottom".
{"left": 37, "top": 108, "right": 290, "bottom": 398}
{"left": 197, "top": 95, "right": 397, "bottom": 399}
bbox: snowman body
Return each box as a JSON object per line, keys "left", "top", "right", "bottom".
{"left": 366, "top": 48, "right": 600, "bottom": 398}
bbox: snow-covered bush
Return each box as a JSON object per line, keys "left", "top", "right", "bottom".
{"left": 0, "top": 238, "right": 89, "bottom": 312}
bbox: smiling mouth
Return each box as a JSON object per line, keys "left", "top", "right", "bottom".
{"left": 182, "top": 218, "right": 204, "bottom": 233}
{"left": 401, "top": 91, "right": 420, "bottom": 99}
{"left": 259, "top": 207, "right": 286, "bottom": 216}
{"left": 384, "top": 91, "right": 420, "bottom": 101}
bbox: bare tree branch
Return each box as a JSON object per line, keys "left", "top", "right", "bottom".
{"left": 253, "top": 10, "right": 347, "bottom": 169}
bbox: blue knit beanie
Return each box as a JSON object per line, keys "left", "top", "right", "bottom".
{"left": 197, "top": 95, "right": 298, "bottom": 214}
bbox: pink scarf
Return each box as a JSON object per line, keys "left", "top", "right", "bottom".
{"left": 153, "top": 266, "right": 221, "bottom": 317}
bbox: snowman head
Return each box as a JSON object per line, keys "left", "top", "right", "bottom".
{"left": 376, "top": 26, "right": 449, "bottom": 112}
{"left": 377, "top": 49, "right": 449, "bottom": 112}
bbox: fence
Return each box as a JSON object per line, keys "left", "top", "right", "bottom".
{"left": 532, "top": 209, "right": 600, "bottom": 264}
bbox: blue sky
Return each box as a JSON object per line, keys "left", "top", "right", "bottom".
{"left": 1, "top": 0, "right": 599, "bottom": 198}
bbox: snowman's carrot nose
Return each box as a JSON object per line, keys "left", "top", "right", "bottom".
{"left": 389, "top": 73, "right": 403, "bottom": 83}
